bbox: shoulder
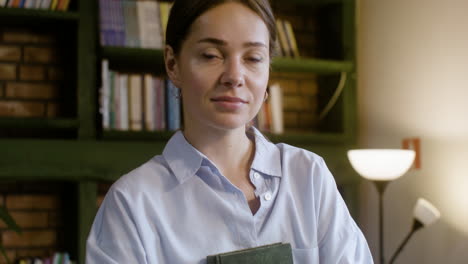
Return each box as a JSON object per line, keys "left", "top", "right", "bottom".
{"left": 276, "top": 142, "right": 326, "bottom": 169}
{"left": 109, "top": 154, "right": 176, "bottom": 197}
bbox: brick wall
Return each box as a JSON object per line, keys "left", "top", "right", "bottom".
{"left": 0, "top": 27, "right": 71, "bottom": 119}
{"left": 0, "top": 182, "right": 71, "bottom": 263}
{"left": 271, "top": 0, "right": 319, "bottom": 58}
{"left": 269, "top": 72, "right": 318, "bottom": 131}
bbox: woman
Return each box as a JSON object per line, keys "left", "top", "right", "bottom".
{"left": 86, "top": 0, "right": 373, "bottom": 263}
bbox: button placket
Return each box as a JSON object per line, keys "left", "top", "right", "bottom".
{"left": 263, "top": 192, "right": 272, "bottom": 201}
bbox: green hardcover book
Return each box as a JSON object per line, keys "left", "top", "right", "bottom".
{"left": 206, "top": 243, "right": 293, "bottom": 264}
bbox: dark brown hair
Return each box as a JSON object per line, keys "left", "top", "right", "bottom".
{"left": 165, "top": 0, "right": 277, "bottom": 58}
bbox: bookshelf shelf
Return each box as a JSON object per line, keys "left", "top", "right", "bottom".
{"left": 100, "top": 130, "right": 174, "bottom": 141}
{"left": 100, "top": 46, "right": 165, "bottom": 72}
{"left": 272, "top": 57, "right": 353, "bottom": 73}
{"left": 0, "top": 118, "right": 79, "bottom": 129}
{"left": 0, "top": 8, "right": 79, "bottom": 23}
{"left": 101, "top": 46, "right": 353, "bottom": 74}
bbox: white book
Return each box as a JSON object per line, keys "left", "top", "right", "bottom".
{"left": 143, "top": 74, "right": 156, "bottom": 131}
{"left": 34, "top": 0, "right": 42, "bottom": 8}
{"left": 113, "top": 72, "right": 121, "bottom": 130}
{"left": 128, "top": 74, "right": 143, "bottom": 131}
{"left": 119, "top": 74, "right": 129, "bottom": 131}
{"left": 269, "top": 83, "right": 284, "bottom": 134}
{"left": 100, "top": 59, "right": 110, "bottom": 130}
{"left": 284, "top": 20, "right": 300, "bottom": 58}
{"left": 276, "top": 19, "right": 291, "bottom": 57}
{"left": 40, "top": 0, "right": 51, "bottom": 9}
{"left": 136, "top": 1, "right": 163, "bottom": 49}
{"left": 24, "top": 0, "right": 34, "bottom": 8}
{"left": 155, "top": 77, "right": 166, "bottom": 130}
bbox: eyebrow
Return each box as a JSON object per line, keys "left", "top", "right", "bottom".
{"left": 197, "top": 37, "right": 267, "bottom": 49}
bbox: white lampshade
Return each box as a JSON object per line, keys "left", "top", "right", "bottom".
{"left": 413, "top": 198, "right": 441, "bottom": 226}
{"left": 347, "top": 149, "right": 416, "bottom": 181}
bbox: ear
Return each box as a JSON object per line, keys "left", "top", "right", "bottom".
{"left": 164, "top": 45, "right": 182, "bottom": 87}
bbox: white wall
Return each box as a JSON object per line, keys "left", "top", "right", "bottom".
{"left": 357, "top": 0, "right": 468, "bottom": 263}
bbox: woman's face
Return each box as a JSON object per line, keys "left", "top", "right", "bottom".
{"left": 168, "top": 2, "right": 270, "bottom": 133}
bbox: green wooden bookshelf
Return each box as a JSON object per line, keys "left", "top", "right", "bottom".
{"left": 0, "top": 8, "right": 79, "bottom": 23}
{"left": 0, "top": 117, "right": 79, "bottom": 129}
{"left": 0, "top": 0, "right": 359, "bottom": 263}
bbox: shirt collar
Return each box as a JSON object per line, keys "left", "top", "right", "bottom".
{"left": 162, "top": 131, "right": 204, "bottom": 184}
{"left": 249, "top": 127, "right": 283, "bottom": 178}
{"left": 162, "top": 128, "right": 283, "bottom": 184}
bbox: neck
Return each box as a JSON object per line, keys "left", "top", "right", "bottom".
{"left": 183, "top": 125, "right": 254, "bottom": 179}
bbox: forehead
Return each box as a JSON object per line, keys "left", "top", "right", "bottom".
{"left": 187, "top": 2, "right": 269, "bottom": 44}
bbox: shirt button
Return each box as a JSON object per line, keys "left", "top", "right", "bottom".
{"left": 253, "top": 172, "right": 260, "bottom": 180}
{"left": 264, "top": 192, "right": 272, "bottom": 201}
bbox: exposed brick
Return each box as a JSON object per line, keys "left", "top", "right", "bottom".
{"left": 283, "top": 111, "right": 298, "bottom": 128}
{"left": 5, "top": 83, "right": 58, "bottom": 99}
{"left": 270, "top": 72, "right": 317, "bottom": 80}
{"left": 0, "top": 101, "right": 45, "bottom": 117}
{"left": 0, "top": 212, "right": 48, "bottom": 229}
{"left": 15, "top": 249, "right": 50, "bottom": 259}
{"left": 19, "top": 65, "right": 46, "bottom": 81}
{"left": 0, "top": 45, "right": 21, "bottom": 62}
{"left": 299, "top": 80, "right": 318, "bottom": 95}
{"left": 6, "top": 195, "right": 60, "bottom": 210}
{"left": 269, "top": 78, "right": 298, "bottom": 95}
{"left": 23, "top": 47, "right": 58, "bottom": 64}
{"left": 283, "top": 95, "right": 314, "bottom": 111}
{"left": 46, "top": 102, "right": 59, "bottom": 117}
{"left": 299, "top": 112, "right": 318, "bottom": 129}
{"left": 96, "top": 195, "right": 105, "bottom": 208}
{"left": 48, "top": 211, "right": 63, "bottom": 228}
{"left": 48, "top": 67, "right": 64, "bottom": 81}
{"left": 2, "top": 30, "right": 55, "bottom": 44}
{"left": 0, "top": 250, "right": 16, "bottom": 264}
{"left": 2, "top": 230, "right": 56, "bottom": 247}
{"left": 0, "top": 63, "right": 17, "bottom": 80}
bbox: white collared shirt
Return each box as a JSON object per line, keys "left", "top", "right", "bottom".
{"left": 86, "top": 128, "right": 373, "bottom": 263}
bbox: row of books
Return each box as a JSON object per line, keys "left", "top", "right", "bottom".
{"left": 100, "top": 59, "right": 181, "bottom": 132}
{"left": 275, "top": 18, "right": 300, "bottom": 58}
{"left": 0, "top": 0, "right": 70, "bottom": 10}
{"left": 16, "top": 252, "right": 74, "bottom": 264}
{"left": 99, "top": 0, "right": 172, "bottom": 48}
{"left": 255, "top": 83, "right": 284, "bottom": 134}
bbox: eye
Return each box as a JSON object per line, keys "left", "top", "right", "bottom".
{"left": 246, "top": 56, "right": 263, "bottom": 63}
{"left": 202, "top": 52, "right": 221, "bottom": 60}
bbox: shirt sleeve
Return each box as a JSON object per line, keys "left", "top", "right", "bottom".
{"left": 86, "top": 185, "right": 149, "bottom": 264}
{"left": 314, "top": 157, "right": 374, "bottom": 264}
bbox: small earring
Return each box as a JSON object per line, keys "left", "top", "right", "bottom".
{"left": 263, "top": 91, "right": 269, "bottom": 102}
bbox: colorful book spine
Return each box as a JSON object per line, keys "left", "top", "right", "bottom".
{"left": 136, "top": 0, "right": 163, "bottom": 49}
{"left": 155, "top": 76, "right": 166, "bottom": 130}
{"left": 283, "top": 20, "right": 300, "bottom": 58}
{"left": 159, "top": 2, "right": 173, "bottom": 42}
{"left": 166, "top": 79, "right": 181, "bottom": 131}
{"left": 100, "top": 59, "right": 110, "bottom": 130}
{"left": 121, "top": 0, "right": 140, "bottom": 47}
{"left": 269, "top": 83, "right": 284, "bottom": 134}
{"left": 143, "top": 74, "right": 155, "bottom": 131}
{"left": 128, "top": 74, "right": 143, "bottom": 131}
{"left": 119, "top": 73, "right": 129, "bottom": 130}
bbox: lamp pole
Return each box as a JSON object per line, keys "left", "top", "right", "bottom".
{"left": 373, "top": 180, "right": 389, "bottom": 264}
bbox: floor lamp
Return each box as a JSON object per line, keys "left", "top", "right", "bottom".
{"left": 348, "top": 149, "right": 416, "bottom": 264}
{"left": 389, "top": 198, "right": 440, "bottom": 264}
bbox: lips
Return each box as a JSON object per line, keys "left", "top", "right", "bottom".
{"left": 210, "top": 96, "right": 247, "bottom": 103}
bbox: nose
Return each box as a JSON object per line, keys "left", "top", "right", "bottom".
{"left": 220, "top": 57, "right": 244, "bottom": 88}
